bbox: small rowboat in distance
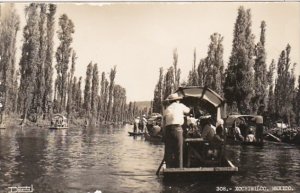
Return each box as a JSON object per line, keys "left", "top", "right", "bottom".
{"left": 49, "top": 114, "right": 68, "bottom": 129}
{"left": 128, "top": 131, "right": 144, "bottom": 136}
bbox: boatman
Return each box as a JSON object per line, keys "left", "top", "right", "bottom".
{"left": 252, "top": 115, "right": 264, "bottom": 143}
{"left": 134, "top": 116, "right": 140, "bottom": 133}
{"left": 163, "top": 93, "right": 190, "bottom": 168}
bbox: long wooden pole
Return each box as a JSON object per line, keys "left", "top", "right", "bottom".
{"left": 156, "top": 157, "right": 165, "bottom": 176}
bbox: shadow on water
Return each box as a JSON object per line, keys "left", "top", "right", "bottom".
{"left": 0, "top": 125, "right": 299, "bottom": 193}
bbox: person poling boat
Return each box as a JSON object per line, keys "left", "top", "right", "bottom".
{"left": 163, "top": 93, "right": 190, "bottom": 168}
{"left": 133, "top": 116, "right": 140, "bottom": 133}
{"left": 157, "top": 87, "right": 238, "bottom": 181}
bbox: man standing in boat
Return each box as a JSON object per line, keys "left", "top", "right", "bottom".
{"left": 163, "top": 93, "right": 190, "bottom": 168}
{"left": 252, "top": 115, "right": 264, "bottom": 143}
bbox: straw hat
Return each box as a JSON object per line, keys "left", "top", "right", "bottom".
{"left": 166, "top": 93, "right": 182, "bottom": 101}
{"left": 216, "top": 119, "right": 224, "bottom": 127}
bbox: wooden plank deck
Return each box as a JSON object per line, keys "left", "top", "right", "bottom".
{"left": 163, "top": 166, "right": 238, "bottom": 173}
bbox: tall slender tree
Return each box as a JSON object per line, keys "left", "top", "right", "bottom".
{"left": 152, "top": 67, "right": 163, "bottom": 113}
{"left": 34, "top": 4, "right": 47, "bottom": 119}
{"left": 84, "top": 62, "right": 93, "bottom": 116}
{"left": 266, "top": 59, "right": 276, "bottom": 121}
{"left": 187, "top": 49, "right": 198, "bottom": 86}
{"left": 55, "top": 14, "right": 74, "bottom": 112}
{"left": 163, "top": 66, "right": 174, "bottom": 100}
{"left": 18, "top": 3, "right": 40, "bottom": 124}
{"left": 43, "top": 4, "right": 56, "bottom": 118}
{"left": 274, "top": 44, "right": 296, "bottom": 124}
{"left": 106, "top": 66, "right": 116, "bottom": 121}
{"left": 253, "top": 21, "right": 268, "bottom": 113}
{"left": 224, "top": 6, "right": 255, "bottom": 114}
{"left": 204, "top": 33, "right": 224, "bottom": 94}
{"left": 91, "top": 63, "right": 99, "bottom": 117}
{"left": 66, "top": 51, "right": 76, "bottom": 116}
{"left": 295, "top": 76, "right": 300, "bottom": 125}
{"left": 0, "top": 4, "right": 20, "bottom": 115}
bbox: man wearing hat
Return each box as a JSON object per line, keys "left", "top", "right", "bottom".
{"left": 163, "top": 93, "right": 190, "bottom": 168}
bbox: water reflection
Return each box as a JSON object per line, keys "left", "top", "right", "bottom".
{"left": 0, "top": 125, "right": 299, "bottom": 193}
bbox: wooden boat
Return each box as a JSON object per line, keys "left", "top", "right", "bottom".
{"left": 225, "top": 115, "right": 265, "bottom": 146}
{"left": 49, "top": 114, "right": 68, "bottom": 129}
{"left": 162, "top": 159, "right": 238, "bottom": 181}
{"left": 157, "top": 87, "right": 238, "bottom": 181}
{"left": 128, "top": 131, "right": 144, "bottom": 136}
{"left": 241, "top": 141, "right": 263, "bottom": 146}
{"left": 160, "top": 138, "right": 238, "bottom": 181}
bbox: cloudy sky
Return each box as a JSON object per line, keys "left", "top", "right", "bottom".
{"left": 13, "top": 2, "right": 300, "bottom": 102}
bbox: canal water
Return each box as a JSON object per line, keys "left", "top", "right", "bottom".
{"left": 0, "top": 124, "right": 299, "bottom": 193}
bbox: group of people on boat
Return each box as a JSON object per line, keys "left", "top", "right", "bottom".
{"left": 227, "top": 115, "right": 264, "bottom": 143}
{"left": 162, "top": 93, "right": 227, "bottom": 168}
{"left": 133, "top": 115, "right": 148, "bottom": 133}
{"left": 268, "top": 126, "right": 300, "bottom": 144}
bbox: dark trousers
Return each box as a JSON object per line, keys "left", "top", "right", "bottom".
{"left": 256, "top": 124, "right": 264, "bottom": 142}
{"left": 165, "top": 125, "right": 183, "bottom": 168}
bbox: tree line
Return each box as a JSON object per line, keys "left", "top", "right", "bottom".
{"left": 152, "top": 6, "right": 300, "bottom": 127}
{"left": 0, "top": 3, "right": 142, "bottom": 125}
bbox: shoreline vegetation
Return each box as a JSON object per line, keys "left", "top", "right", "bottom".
{"left": 0, "top": 3, "right": 299, "bottom": 130}
{"left": 0, "top": 114, "right": 128, "bottom": 130}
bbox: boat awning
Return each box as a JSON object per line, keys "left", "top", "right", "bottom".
{"left": 225, "top": 115, "right": 258, "bottom": 128}
{"left": 276, "top": 123, "right": 287, "bottom": 129}
{"left": 52, "top": 114, "right": 67, "bottom": 120}
{"left": 175, "top": 86, "right": 224, "bottom": 108}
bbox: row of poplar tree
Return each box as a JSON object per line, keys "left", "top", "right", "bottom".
{"left": 152, "top": 6, "right": 300, "bottom": 126}
{"left": 0, "top": 3, "right": 142, "bottom": 125}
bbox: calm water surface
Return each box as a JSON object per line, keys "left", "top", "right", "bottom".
{"left": 0, "top": 125, "right": 299, "bottom": 193}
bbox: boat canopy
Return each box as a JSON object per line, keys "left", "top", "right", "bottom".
{"left": 175, "top": 86, "right": 224, "bottom": 108}
{"left": 52, "top": 114, "right": 67, "bottom": 120}
{"left": 164, "top": 86, "right": 226, "bottom": 120}
{"left": 225, "top": 115, "right": 260, "bottom": 128}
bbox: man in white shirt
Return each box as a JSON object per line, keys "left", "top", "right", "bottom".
{"left": 163, "top": 93, "right": 190, "bottom": 168}
{"left": 245, "top": 128, "right": 256, "bottom": 142}
{"left": 134, "top": 117, "right": 140, "bottom": 133}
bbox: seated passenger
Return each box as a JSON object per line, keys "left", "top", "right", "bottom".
{"left": 201, "top": 117, "right": 216, "bottom": 141}
{"left": 212, "top": 125, "right": 224, "bottom": 146}
{"left": 245, "top": 128, "right": 256, "bottom": 142}
{"left": 234, "top": 125, "right": 244, "bottom": 141}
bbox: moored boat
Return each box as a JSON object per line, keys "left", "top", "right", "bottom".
{"left": 49, "top": 114, "right": 68, "bottom": 129}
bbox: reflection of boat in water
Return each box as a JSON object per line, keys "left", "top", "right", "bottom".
{"left": 128, "top": 131, "right": 144, "bottom": 136}
{"left": 49, "top": 114, "right": 68, "bottom": 129}
{"left": 158, "top": 86, "right": 238, "bottom": 181}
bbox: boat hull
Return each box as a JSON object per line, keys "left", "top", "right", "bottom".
{"left": 144, "top": 132, "right": 163, "bottom": 142}
{"left": 49, "top": 127, "right": 68, "bottom": 130}
{"left": 162, "top": 160, "right": 238, "bottom": 181}
{"left": 128, "top": 132, "right": 144, "bottom": 136}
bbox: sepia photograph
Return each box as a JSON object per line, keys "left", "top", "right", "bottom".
{"left": 0, "top": 1, "right": 299, "bottom": 193}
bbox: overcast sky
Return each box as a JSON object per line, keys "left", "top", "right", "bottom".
{"left": 13, "top": 2, "right": 300, "bottom": 102}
